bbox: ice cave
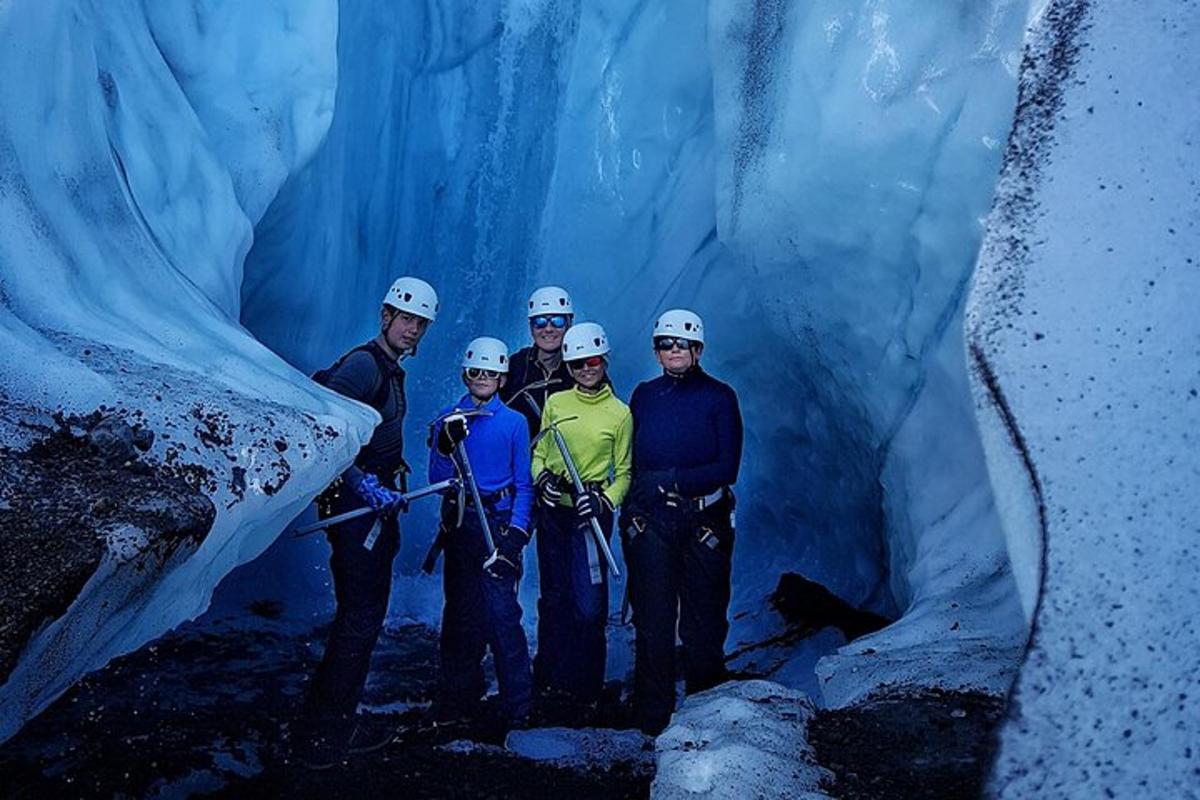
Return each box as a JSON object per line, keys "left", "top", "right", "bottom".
{"left": 0, "top": 0, "right": 1196, "bottom": 797}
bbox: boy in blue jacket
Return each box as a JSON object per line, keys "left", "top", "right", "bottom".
{"left": 429, "top": 336, "right": 534, "bottom": 725}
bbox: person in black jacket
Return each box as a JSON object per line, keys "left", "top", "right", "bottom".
{"left": 499, "top": 286, "right": 576, "bottom": 436}
{"left": 294, "top": 276, "right": 439, "bottom": 768}
{"left": 623, "top": 308, "right": 744, "bottom": 736}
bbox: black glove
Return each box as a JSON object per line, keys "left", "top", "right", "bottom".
{"left": 574, "top": 489, "right": 612, "bottom": 522}
{"left": 535, "top": 470, "right": 564, "bottom": 508}
{"left": 484, "top": 551, "right": 518, "bottom": 580}
{"left": 634, "top": 468, "right": 677, "bottom": 499}
{"left": 484, "top": 526, "right": 528, "bottom": 579}
{"left": 436, "top": 414, "right": 469, "bottom": 455}
{"left": 497, "top": 525, "right": 530, "bottom": 561}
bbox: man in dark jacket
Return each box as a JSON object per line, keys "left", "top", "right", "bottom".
{"left": 499, "top": 286, "right": 576, "bottom": 436}
{"left": 295, "top": 276, "right": 438, "bottom": 768}
{"left": 623, "top": 308, "right": 743, "bottom": 736}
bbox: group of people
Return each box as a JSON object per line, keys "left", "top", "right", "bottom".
{"left": 294, "top": 277, "right": 743, "bottom": 768}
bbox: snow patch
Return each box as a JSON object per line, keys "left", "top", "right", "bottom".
{"left": 651, "top": 680, "right": 832, "bottom": 799}
{"left": 506, "top": 727, "right": 653, "bottom": 771}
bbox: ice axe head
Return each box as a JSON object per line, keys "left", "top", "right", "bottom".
{"left": 531, "top": 414, "right": 579, "bottom": 448}
{"left": 427, "top": 407, "right": 494, "bottom": 428}
{"left": 520, "top": 377, "right": 562, "bottom": 394}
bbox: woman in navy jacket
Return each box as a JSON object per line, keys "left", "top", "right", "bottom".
{"left": 623, "top": 309, "right": 743, "bottom": 736}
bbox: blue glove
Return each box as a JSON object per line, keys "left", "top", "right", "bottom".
{"left": 348, "top": 472, "right": 407, "bottom": 512}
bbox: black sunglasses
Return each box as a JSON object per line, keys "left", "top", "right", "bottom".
{"left": 532, "top": 315, "right": 569, "bottom": 329}
{"left": 465, "top": 367, "right": 501, "bottom": 380}
{"left": 653, "top": 336, "right": 696, "bottom": 352}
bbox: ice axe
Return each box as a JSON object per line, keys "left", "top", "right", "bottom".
{"left": 532, "top": 415, "right": 621, "bottom": 580}
{"left": 292, "top": 477, "right": 461, "bottom": 542}
{"left": 507, "top": 377, "right": 562, "bottom": 421}
{"left": 423, "top": 409, "right": 497, "bottom": 570}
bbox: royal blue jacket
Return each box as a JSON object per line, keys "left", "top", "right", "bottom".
{"left": 429, "top": 393, "right": 534, "bottom": 532}
{"left": 629, "top": 367, "right": 743, "bottom": 498}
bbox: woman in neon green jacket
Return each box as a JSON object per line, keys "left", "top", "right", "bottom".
{"left": 530, "top": 321, "right": 631, "bottom": 708}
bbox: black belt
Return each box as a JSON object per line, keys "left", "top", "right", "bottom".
{"left": 663, "top": 486, "right": 728, "bottom": 512}
{"left": 471, "top": 484, "right": 515, "bottom": 508}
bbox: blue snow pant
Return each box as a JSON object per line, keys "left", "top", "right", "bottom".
{"left": 302, "top": 492, "right": 400, "bottom": 748}
{"left": 623, "top": 492, "right": 735, "bottom": 735}
{"left": 439, "top": 500, "right": 533, "bottom": 721}
{"left": 532, "top": 502, "right": 614, "bottom": 703}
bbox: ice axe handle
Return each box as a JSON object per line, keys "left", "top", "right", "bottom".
{"left": 549, "top": 425, "right": 620, "bottom": 579}
{"left": 455, "top": 439, "right": 496, "bottom": 555}
{"left": 293, "top": 477, "right": 460, "bottom": 537}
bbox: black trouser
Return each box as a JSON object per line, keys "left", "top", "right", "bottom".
{"left": 623, "top": 493, "right": 735, "bottom": 735}
{"left": 439, "top": 500, "right": 532, "bottom": 721}
{"left": 302, "top": 491, "right": 400, "bottom": 748}
{"left": 532, "top": 503, "right": 615, "bottom": 703}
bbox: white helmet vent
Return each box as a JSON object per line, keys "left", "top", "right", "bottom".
{"left": 461, "top": 336, "right": 510, "bottom": 372}
{"left": 527, "top": 286, "right": 575, "bottom": 317}
{"left": 384, "top": 277, "right": 439, "bottom": 321}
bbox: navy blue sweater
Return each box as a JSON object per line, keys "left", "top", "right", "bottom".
{"left": 629, "top": 367, "right": 743, "bottom": 497}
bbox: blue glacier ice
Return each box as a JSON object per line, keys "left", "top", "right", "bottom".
{"left": 234, "top": 0, "right": 1031, "bottom": 709}
{"left": 1, "top": 1, "right": 1197, "bottom": 796}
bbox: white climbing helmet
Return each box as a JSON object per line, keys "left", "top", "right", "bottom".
{"left": 461, "top": 336, "right": 510, "bottom": 373}
{"left": 383, "top": 276, "right": 439, "bottom": 321}
{"left": 527, "top": 286, "right": 574, "bottom": 318}
{"left": 562, "top": 322, "right": 610, "bottom": 360}
{"left": 653, "top": 308, "right": 704, "bottom": 344}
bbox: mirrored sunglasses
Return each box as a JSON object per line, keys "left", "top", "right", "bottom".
{"left": 532, "top": 315, "right": 569, "bottom": 329}
{"left": 566, "top": 355, "right": 605, "bottom": 370}
{"left": 465, "top": 367, "right": 501, "bottom": 380}
{"left": 654, "top": 336, "right": 696, "bottom": 352}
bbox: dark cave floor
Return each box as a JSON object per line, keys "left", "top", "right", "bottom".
{"left": 0, "top": 601, "right": 1004, "bottom": 800}
{"left": 0, "top": 610, "right": 652, "bottom": 799}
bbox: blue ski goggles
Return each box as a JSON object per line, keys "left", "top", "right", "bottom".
{"left": 531, "top": 314, "right": 570, "bottom": 329}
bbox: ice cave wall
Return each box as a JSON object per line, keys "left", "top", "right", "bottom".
{"left": 968, "top": 1, "right": 1200, "bottom": 796}
{"left": 1, "top": 0, "right": 1042, "bottom": 744}
{"left": 240, "top": 0, "right": 1031, "bottom": 703}
{"left": 0, "top": 0, "right": 373, "bottom": 742}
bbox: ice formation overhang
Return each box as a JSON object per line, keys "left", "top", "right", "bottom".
{"left": 968, "top": 1, "right": 1200, "bottom": 795}
{"left": 0, "top": 1, "right": 374, "bottom": 742}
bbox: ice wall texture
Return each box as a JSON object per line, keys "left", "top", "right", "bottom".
{"left": 968, "top": 1, "right": 1200, "bottom": 796}
{"left": 0, "top": 1, "right": 373, "bottom": 741}
{"left": 241, "top": 0, "right": 1029, "bottom": 703}
{"left": 708, "top": 1, "right": 1031, "bottom": 705}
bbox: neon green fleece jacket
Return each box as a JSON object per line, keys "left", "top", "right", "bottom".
{"left": 531, "top": 384, "right": 632, "bottom": 507}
